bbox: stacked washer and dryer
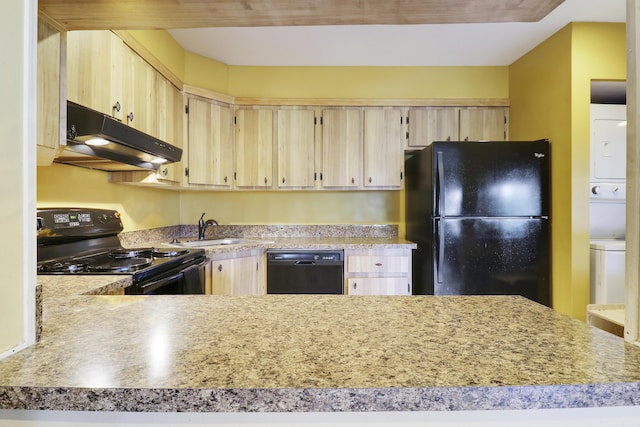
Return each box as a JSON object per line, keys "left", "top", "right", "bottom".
{"left": 589, "top": 103, "right": 627, "bottom": 305}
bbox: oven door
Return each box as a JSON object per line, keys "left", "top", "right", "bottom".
{"left": 125, "top": 258, "right": 207, "bottom": 295}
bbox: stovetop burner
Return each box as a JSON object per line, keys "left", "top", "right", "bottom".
{"left": 90, "top": 256, "right": 153, "bottom": 272}
{"left": 37, "top": 246, "right": 195, "bottom": 275}
{"left": 108, "top": 248, "right": 188, "bottom": 259}
{"left": 38, "top": 260, "right": 94, "bottom": 273}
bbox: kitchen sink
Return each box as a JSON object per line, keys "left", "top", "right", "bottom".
{"left": 170, "top": 238, "right": 267, "bottom": 248}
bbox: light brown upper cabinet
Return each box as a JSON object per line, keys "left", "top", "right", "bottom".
{"left": 320, "top": 109, "right": 363, "bottom": 188}
{"left": 121, "top": 45, "right": 158, "bottom": 138}
{"left": 234, "top": 109, "right": 274, "bottom": 188}
{"left": 407, "top": 108, "right": 459, "bottom": 148}
{"left": 187, "top": 97, "right": 233, "bottom": 188}
{"left": 155, "top": 79, "right": 184, "bottom": 185}
{"left": 277, "top": 109, "right": 316, "bottom": 189}
{"left": 37, "top": 18, "right": 63, "bottom": 166}
{"left": 459, "top": 107, "right": 508, "bottom": 141}
{"left": 66, "top": 30, "right": 123, "bottom": 120}
{"left": 363, "top": 108, "right": 404, "bottom": 188}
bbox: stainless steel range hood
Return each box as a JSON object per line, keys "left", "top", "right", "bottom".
{"left": 54, "top": 101, "right": 182, "bottom": 172}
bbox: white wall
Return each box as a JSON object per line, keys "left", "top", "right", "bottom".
{"left": 0, "top": 0, "right": 36, "bottom": 356}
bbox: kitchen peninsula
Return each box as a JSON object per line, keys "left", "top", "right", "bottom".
{"left": 1, "top": 273, "right": 640, "bottom": 413}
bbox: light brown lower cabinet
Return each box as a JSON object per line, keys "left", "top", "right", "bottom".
{"left": 347, "top": 278, "right": 412, "bottom": 295}
{"left": 207, "top": 253, "right": 264, "bottom": 295}
{"left": 344, "top": 249, "right": 412, "bottom": 295}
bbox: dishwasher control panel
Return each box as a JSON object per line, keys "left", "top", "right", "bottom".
{"left": 266, "top": 250, "right": 343, "bottom": 262}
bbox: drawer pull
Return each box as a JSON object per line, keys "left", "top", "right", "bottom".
{"left": 375, "top": 263, "right": 383, "bottom": 267}
{"left": 353, "top": 282, "right": 357, "bottom": 290}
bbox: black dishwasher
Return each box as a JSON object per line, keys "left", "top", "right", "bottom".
{"left": 266, "top": 250, "right": 344, "bottom": 294}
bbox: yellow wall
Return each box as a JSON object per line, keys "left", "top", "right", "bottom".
{"left": 181, "top": 191, "right": 401, "bottom": 226}
{"left": 37, "top": 164, "right": 181, "bottom": 232}
{"left": 509, "top": 22, "right": 626, "bottom": 319}
{"left": 184, "top": 51, "right": 230, "bottom": 94}
{"left": 227, "top": 66, "right": 509, "bottom": 99}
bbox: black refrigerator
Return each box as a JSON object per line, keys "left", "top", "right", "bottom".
{"left": 405, "top": 140, "right": 550, "bottom": 306}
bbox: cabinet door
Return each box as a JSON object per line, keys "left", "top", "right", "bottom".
{"left": 347, "top": 278, "right": 411, "bottom": 295}
{"left": 122, "top": 46, "right": 157, "bottom": 137}
{"left": 156, "top": 79, "right": 184, "bottom": 184}
{"left": 363, "top": 109, "right": 403, "bottom": 188}
{"left": 37, "top": 18, "right": 62, "bottom": 166}
{"left": 321, "top": 109, "right": 362, "bottom": 188}
{"left": 235, "top": 109, "right": 274, "bottom": 188}
{"left": 459, "top": 108, "right": 507, "bottom": 141}
{"left": 277, "top": 109, "right": 316, "bottom": 188}
{"left": 66, "top": 30, "right": 123, "bottom": 118}
{"left": 211, "top": 256, "right": 261, "bottom": 295}
{"left": 187, "top": 97, "right": 233, "bottom": 187}
{"left": 407, "top": 108, "right": 459, "bottom": 147}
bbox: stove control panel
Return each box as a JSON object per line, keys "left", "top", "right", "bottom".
{"left": 37, "top": 208, "right": 123, "bottom": 243}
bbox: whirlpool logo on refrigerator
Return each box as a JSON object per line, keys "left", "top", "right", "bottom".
{"left": 534, "top": 152, "right": 545, "bottom": 158}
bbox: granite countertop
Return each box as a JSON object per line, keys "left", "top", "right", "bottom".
{"left": 137, "top": 224, "right": 417, "bottom": 255}
{"left": 10, "top": 225, "right": 640, "bottom": 412}
{"left": 1, "top": 278, "right": 640, "bottom": 412}
{"left": 159, "top": 236, "right": 417, "bottom": 257}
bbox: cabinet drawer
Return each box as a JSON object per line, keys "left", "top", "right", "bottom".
{"left": 346, "top": 255, "right": 409, "bottom": 273}
{"left": 347, "top": 278, "right": 411, "bottom": 295}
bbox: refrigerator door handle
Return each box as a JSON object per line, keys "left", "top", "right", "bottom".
{"left": 436, "top": 151, "right": 444, "bottom": 216}
{"left": 435, "top": 218, "right": 444, "bottom": 284}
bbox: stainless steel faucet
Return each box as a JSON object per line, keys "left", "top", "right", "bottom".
{"left": 197, "top": 213, "right": 219, "bottom": 240}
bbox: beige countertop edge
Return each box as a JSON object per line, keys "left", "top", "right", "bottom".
{"left": 2, "top": 382, "right": 640, "bottom": 412}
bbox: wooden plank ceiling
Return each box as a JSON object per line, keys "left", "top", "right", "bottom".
{"left": 39, "top": 0, "right": 565, "bottom": 30}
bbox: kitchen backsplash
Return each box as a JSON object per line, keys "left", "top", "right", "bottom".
{"left": 118, "top": 224, "right": 399, "bottom": 247}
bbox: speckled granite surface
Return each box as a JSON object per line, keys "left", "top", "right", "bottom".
{"left": 20, "top": 225, "right": 639, "bottom": 412}
{"left": 2, "top": 282, "right": 640, "bottom": 411}
{"left": 118, "top": 224, "right": 401, "bottom": 248}
{"left": 121, "top": 224, "right": 415, "bottom": 255}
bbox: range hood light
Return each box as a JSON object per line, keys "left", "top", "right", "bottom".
{"left": 85, "top": 137, "right": 110, "bottom": 146}
{"left": 151, "top": 158, "right": 168, "bottom": 164}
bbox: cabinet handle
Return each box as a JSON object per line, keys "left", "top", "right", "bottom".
{"left": 112, "top": 101, "right": 121, "bottom": 113}
{"left": 218, "top": 264, "right": 222, "bottom": 272}
{"left": 224, "top": 176, "right": 228, "bottom": 183}
{"left": 375, "top": 263, "right": 382, "bottom": 267}
{"left": 127, "top": 112, "right": 134, "bottom": 123}
{"left": 351, "top": 177, "right": 355, "bottom": 184}
{"left": 408, "top": 283, "right": 410, "bottom": 293}
{"left": 369, "top": 177, "right": 372, "bottom": 183}
{"left": 160, "top": 167, "right": 168, "bottom": 176}
{"left": 282, "top": 177, "right": 285, "bottom": 184}
{"left": 264, "top": 177, "right": 268, "bottom": 184}
{"left": 353, "top": 282, "right": 357, "bottom": 290}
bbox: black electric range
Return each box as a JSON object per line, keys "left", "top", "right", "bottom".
{"left": 36, "top": 208, "right": 206, "bottom": 294}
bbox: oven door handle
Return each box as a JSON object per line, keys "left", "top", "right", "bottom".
{"left": 139, "top": 272, "right": 184, "bottom": 293}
